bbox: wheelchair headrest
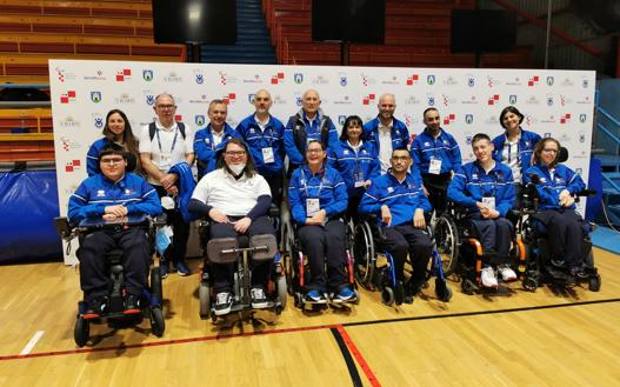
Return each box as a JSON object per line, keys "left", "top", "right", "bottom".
{"left": 558, "top": 147, "right": 568, "bottom": 163}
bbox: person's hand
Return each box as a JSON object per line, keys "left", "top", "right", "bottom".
{"left": 309, "top": 209, "right": 327, "bottom": 225}
{"left": 233, "top": 217, "right": 252, "bottom": 233}
{"left": 413, "top": 208, "right": 426, "bottom": 229}
{"left": 422, "top": 185, "right": 429, "bottom": 197}
{"left": 305, "top": 217, "right": 321, "bottom": 225}
{"left": 559, "top": 189, "right": 573, "bottom": 207}
{"left": 483, "top": 209, "right": 500, "bottom": 219}
{"left": 208, "top": 208, "right": 229, "bottom": 223}
{"left": 160, "top": 173, "right": 178, "bottom": 189}
{"left": 476, "top": 201, "right": 487, "bottom": 210}
{"left": 364, "top": 180, "right": 372, "bottom": 188}
{"left": 165, "top": 185, "right": 179, "bottom": 196}
{"left": 381, "top": 205, "right": 392, "bottom": 227}
{"left": 104, "top": 205, "right": 127, "bottom": 217}
{"left": 102, "top": 213, "right": 117, "bottom": 221}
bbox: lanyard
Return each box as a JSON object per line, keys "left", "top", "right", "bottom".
{"left": 155, "top": 127, "right": 179, "bottom": 154}
{"left": 301, "top": 168, "right": 324, "bottom": 198}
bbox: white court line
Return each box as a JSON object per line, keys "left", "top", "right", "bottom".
{"left": 19, "top": 330, "right": 45, "bottom": 355}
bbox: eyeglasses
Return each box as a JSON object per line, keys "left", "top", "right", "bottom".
{"left": 542, "top": 148, "right": 558, "bottom": 153}
{"left": 156, "top": 104, "right": 176, "bottom": 110}
{"left": 225, "top": 151, "right": 247, "bottom": 156}
{"left": 306, "top": 149, "right": 324, "bottom": 154}
{"left": 100, "top": 158, "right": 124, "bottom": 165}
{"left": 391, "top": 156, "right": 410, "bottom": 161}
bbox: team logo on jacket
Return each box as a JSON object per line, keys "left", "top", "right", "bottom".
{"left": 387, "top": 187, "right": 394, "bottom": 193}
{"left": 465, "top": 114, "right": 473, "bottom": 124}
{"left": 143, "top": 70, "right": 154, "bottom": 82}
{"left": 124, "top": 189, "right": 133, "bottom": 195}
{"left": 96, "top": 190, "right": 106, "bottom": 197}
{"left": 294, "top": 73, "right": 303, "bottom": 84}
{"left": 195, "top": 115, "right": 205, "bottom": 126}
{"left": 343, "top": 149, "right": 350, "bottom": 155}
{"left": 90, "top": 91, "right": 102, "bottom": 103}
{"left": 509, "top": 94, "right": 517, "bottom": 104}
{"left": 427, "top": 75, "right": 436, "bottom": 85}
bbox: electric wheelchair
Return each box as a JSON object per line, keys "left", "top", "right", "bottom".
{"left": 54, "top": 214, "right": 167, "bottom": 347}
{"left": 352, "top": 215, "right": 452, "bottom": 305}
{"left": 197, "top": 206, "right": 287, "bottom": 323}
{"left": 432, "top": 202, "right": 527, "bottom": 295}
{"left": 519, "top": 178, "right": 601, "bottom": 293}
{"left": 282, "top": 214, "right": 359, "bottom": 311}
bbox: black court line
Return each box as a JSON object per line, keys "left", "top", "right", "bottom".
{"left": 331, "top": 327, "right": 364, "bottom": 387}
{"left": 1, "top": 297, "right": 618, "bottom": 362}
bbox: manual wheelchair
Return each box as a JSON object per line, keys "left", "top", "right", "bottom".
{"left": 197, "top": 207, "right": 287, "bottom": 322}
{"left": 54, "top": 214, "right": 167, "bottom": 347}
{"left": 352, "top": 215, "right": 452, "bottom": 305}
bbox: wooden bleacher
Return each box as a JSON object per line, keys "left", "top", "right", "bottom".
{"left": 0, "top": 0, "right": 184, "bottom": 163}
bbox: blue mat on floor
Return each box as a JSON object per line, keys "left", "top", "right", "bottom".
{"left": 592, "top": 226, "right": 620, "bottom": 255}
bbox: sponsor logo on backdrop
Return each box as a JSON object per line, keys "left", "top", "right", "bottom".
{"left": 525, "top": 95, "right": 540, "bottom": 105}
{"left": 465, "top": 114, "right": 474, "bottom": 124}
{"left": 427, "top": 74, "right": 436, "bottom": 85}
{"left": 219, "top": 72, "right": 237, "bottom": 85}
{"left": 487, "top": 76, "right": 501, "bottom": 88}
{"left": 333, "top": 95, "right": 352, "bottom": 105}
{"left": 381, "top": 76, "right": 399, "bottom": 85}
{"left": 115, "top": 68, "right": 132, "bottom": 82}
{"left": 576, "top": 96, "right": 591, "bottom": 105}
{"left": 243, "top": 74, "right": 263, "bottom": 84}
{"left": 528, "top": 75, "right": 540, "bottom": 87}
{"left": 82, "top": 69, "right": 106, "bottom": 81}
{"left": 557, "top": 133, "right": 571, "bottom": 142}
{"left": 560, "top": 78, "right": 575, "bottom": 87}
{"left": 579, "top": 114, "right": 587, "bottom": 123}
{"left": 544, "top": 132, "right": 552, "bottom": 138}
{"left": 582, "top": 78, "right": 589, "bottom": 88}
{"left": 443, "top": 76, "right": 458, "bottom": 86}
{"left": 406, "top": 74, "right": 419, "bottom": 86}
{"left": 403, "top": 113, "right": 419, "bottom": 128}
{"left": 546, "top": 76, "right": 554, "bottom": 86}
{"left": 338, "top": 115, "right": 347, "bottom": 125}
{"left": 64, "top": 160, "right": 82, "bottom": 173}
{"left": 312, "top": 75, "right": 328, "bottom": 85}
{"left": 60, "top": 90, "right": 77, "bottom": 104}
{"left": 145, "top": 94, "right": 155, "bottom": 106}
{"left": 195, "top": 115, "right": 206, "bottom": 127}
{"left": 90, "top": 91, "right": 102, "bottom": 103}
{"left": 546, "top": 95, "right": 554, "bottom": 106}
{"left": 525, "top": 115, "right": 537, "bottom": 126}
{"left": 339, "top": 73, "right": 347, "bottom": 86}
{"left": 195, "top": 73, "right": 204, "bottom": 84}
{"left": 174, "top": 114, "right": 183, "bottom": 122}
{"left": 247, "top": 93, "right": 255, "bottom": 104}
{"left": 485, "top": 115, "right": 499, "bottom": 125}
{"left": 541, "top": 115, "right": 556, "bottom": 124}
{"left": 143, "top": 70, "right": 154, "bottom": 82}
{"left": 273, "top": 95, "right": 287, "bottom": 105}
{"left": 59, "top": 116, "right": 81, "bottom": 129}
{"left": 579, "top": 131, "right": 586, "bottom": 143}
{"left": 466, "top": 74, "right": 476, "bottom": 87}
{"left": 505, "top": 77, "right": 522, "bottom": 86}
{"left": 427, "top": 95, "right": 435, "bottom": 106}
{"left": 361, "top": 73, "right": 376, "bottom": 87}
{"left": 222, "top": 93, "right": 237, "bottom": 104}
{"left": 487, "top": 94, "right": 500, "bottom": 106}
{"left": 188, "top": 94, "right": 209, "bottom": 104}
{"left": 362, "top": 93, "right": 376, "bottom": 105}
{"left": 465, "top": 132, "right": 474, "bottom": 145}
{"left": 294, "top": 73, "right": 304, "bottom": 84}
{"left": 560, "top": 113, "right": 571, "bottom": 124}
{"left": 404, "top": 95, "right": 421, "bottom": 105}
{"left": 60, "top": 136, "right": 80, "bottom": 152}
{"left": 294, "top": 92, "right": 303, "bottom": 106}
{"left": 164, "top": 71, "right": 182, "bottom": 82}
{"left": 271, "top": 72, "right": 285, "bottom": 85}
{"left": 559, "top": 95, "right": 570, "bottom": 106}
{"left": 443, "top": 113, "right": 456, "bottom": 126}
{"left": 55, "top": 67, "right": 77, "bottom": 83}
{"left": 509, "top": 94, "right": 518, "bottom": 104}
{"left": 441, "top": 94, "right": 456, "bottom": 107}
{"left": 93, "top": 114, "right": 104, "bottom": 129}
{"left": 460, "top": 95, "right": 478, "bottom": 105}
{"left": 114, "top": 93, "right": 136, "bottom": 104}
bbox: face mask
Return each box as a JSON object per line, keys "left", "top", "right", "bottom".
{"left": 228, "top": 163, "right": 246, "bottom": 176}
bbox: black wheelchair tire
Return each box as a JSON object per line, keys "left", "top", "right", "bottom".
{"left": 381, "top": 287, "right": 394, "bottom": 306}
{"left": 198, "top": 281, "right": 211, "bottom": 320}
{"left": 74, "top": 316, "right": 89, "bottom": 347}
{"left": 150, "top": 307, "right": 165, "bottom": 337}
{"left": 434, "top": 214, "right": 459, "bottom": 276}
{"left": 276, "top": 274, "right": 288, "bottom": 310}
{"left": 150, "top": 267, "right": 163, "bottom": 305}
{"left": 588, "top": 274, "right": 601, "bottom": 292}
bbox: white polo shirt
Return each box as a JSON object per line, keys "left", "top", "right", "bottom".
{"left": 378, "top": 120, "right": 393, "bottom": 174}
{"left": 501, "top": 135, "right": 521, "bottom": 182}
{"left": 139, "top": 119, "right": 195, "bottom": 185}
{"left": 191, "top": 168, "right": 271, "bottom": 217}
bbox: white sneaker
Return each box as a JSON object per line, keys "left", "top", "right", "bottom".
{"left": 250, "top": 287, "right": 269, "bottom": 309}
{"left": 214, "top": 292, "right": 233, "bottom": 316}
{"left": 498, "top": 265, "right": 517, "bottom": 282}
{"left": 481, "top": 266, "right": 498, "bottom": 288}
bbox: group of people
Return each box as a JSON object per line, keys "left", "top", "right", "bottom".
{"left": 68, "top": 88, "right": 589, "bottom": 317}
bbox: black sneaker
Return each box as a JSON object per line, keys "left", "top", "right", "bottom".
{"left": 159, "top": 259, "right": 169, "bottom": 279}
{"left": 214, "top": 292, "right": 233, "bottom": 316}
{"left": 123, "top": 294, "right": 141, "bottom": 315}
{"left": 83, "top": 296, "right": 108, "bottom": 319}
{"left": 251, "top": 287, "right": 269, "bottom": 309}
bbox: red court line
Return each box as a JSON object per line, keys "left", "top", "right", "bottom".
{"left": 336, "top": 325, "right": 382, "bottom": 387}
{"left": 0, "top": 323, "right": 340, "bottom": 362}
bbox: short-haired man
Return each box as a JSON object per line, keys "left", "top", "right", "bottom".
{"left": 447, "top": 133, "right": 517, "bottom": 288}
{"left": 189, "top": 139, "right": 275, "bottom": 315}
{"left": 411, "top": 107, "right": 462, "bottom": 214}
{"left": 69, "top": 146, "right": 162, "bottom": 317}
{"left": 235, "top": 89, "right": 286, "bottom": 203}
{"left": 194, "top": 99, "right": 240, "bottom": 180}
{"left": 363, "top": 93, "right": 410, "bottom": 174}
{"left": 284, "top": 89, "right": 338, "bottom": 172}
{"left": 359, "top": 148, "right": 433, "bottom": 304}
{"left": 139, "top": 93, "right": 194, "bottom": 277}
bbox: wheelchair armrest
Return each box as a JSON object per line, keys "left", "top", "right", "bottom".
{"left": 151, "top": 213, "right": 167, "bottom": 228}
{"left": 268, "top": 204, "right": 280, "bottom": 218}
{"left": 575, "top": 189, "right": 596, "bottom": 197}
{"left": 53, "top": 216, "right": 75, "bottom": 240}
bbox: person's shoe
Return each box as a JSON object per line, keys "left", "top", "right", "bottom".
{"left": 570, "top": 265, "right": 587, "bottom": 280}
{"left": 497, "top": 265, "right": 517, "bottom": 282}
{"left": 305, "top": 289, "right": 327, "bottom": 304}
{"left": 83, "top": 296, "right": 108, "bottom": 319}
{"left": 174, "top": 260, "right": 191, "bottom": 276}
{"left": 214, "top": 292, "right": 233, "bottom": 316}
{"left": 251, "top": 287, "right": 269, "bottom": 309}
{"left": 334, "top": 286, "right": 356, "bottom": 303}
{"left": 159, "top": 259, "right": 169, "bottom": 279}
{"left": 481, "top": 266, "right": 498, "bottom": 288}
{"left": 123, "top": 294, "right": 141, "bottom": 315}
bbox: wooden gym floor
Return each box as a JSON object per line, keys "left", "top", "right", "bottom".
{"left": 0, "top": 248, "right": 619, "bottom": 386}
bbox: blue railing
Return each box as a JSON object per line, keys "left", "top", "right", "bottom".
{"left": 595, "top": 89, "right": 620, "bottom": 155}
{"left": 602, "top": 173, "right": 620, "bottom": 192}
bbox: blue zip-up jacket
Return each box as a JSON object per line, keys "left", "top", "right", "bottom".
{"left": 193, "top": 123, "right": 240, "bottom": 177}
{"left": 86, "top": 138, "right": 113, "bottom": 176}
{"left": 169, "top": 162, "right": 199, "bottom": 223}
{"left": 411, "top": 128, "right": 462, "bottom": 175}
{"left": 327, "top": 140, "right": 380, "bottom": 197}
{"left": 68, "top": 172, "right": 162, "bottom": 223}
{"left": 523, "top": 163, "right": 586, "bottom": 211}
{"left": 288, "top": 164, "right": 348, "bottom": 225}
{"left": 359, "top": 172, "right": 432, "bottom": 228}
{"left": 447, "top": 161, "right": 515, "bottom": 217}
{"left": 235, "top": 114, "right": 285, "bottom": 175}
{"left": 284, "top": 108, "right": 338, "bottom": 168}
{"left": 363, "top": 117, "right": 410, "bottom": 154}
{"left": 492, "top": 129, "right": 541, "bottom": 182}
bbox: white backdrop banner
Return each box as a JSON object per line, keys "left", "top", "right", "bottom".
{"left": 49, "top": 59, "right": 596, "bottom": 264}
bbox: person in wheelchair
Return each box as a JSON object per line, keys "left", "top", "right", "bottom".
{"left": 189, "top": 139, "right": 275, "bottom": 316}
{"left": 359, "top": 148, "right": 433, "bottom": 303}
{"left": 288, "top": 139, "right": 355, "bottom": 304}
{"left": 523, "top": 137, "right": 588, "bottom": 279}
{"left": 447, "top": 133, "right": 517, "bottom": 288}
{"left": 68, "top": 146, "right": 162, "bottom": 318}
{"left": 327, "top": 115, "right": 380, "bottom": 217}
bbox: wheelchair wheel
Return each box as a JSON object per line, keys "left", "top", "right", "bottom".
{"left": 276, "top": 274, "right": 288, "bottom": 311}
{"left": 198, "top": 281, "right": 211, "bottom": 320}
{"left": 74, "top": 316, "right": 89, "bottom": 347}
{"left": 435, "top": 278, "right": 452, "bottom": 302}
{"left": 353, "top": 221, "right": 375, "bottom": 289}
{"left": 522, "top": 276, "right": 538, "bottom": 292}
{"left": 461, "top": 278, "right": 477, "bottom": 295}
{"left": 150, "top": 307, "right": 165, "bottom": 337}
{"left": 150, "top": 267, "right": 163, "bottom": 305}
{"left": 434, "top": 214, "right": 459, "bottom": 276}
{"left": 381, "top": 287, "right": 394, "bottom": 306}
{"left": 588, "top": 274, "right": 601, "bottom": 292}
